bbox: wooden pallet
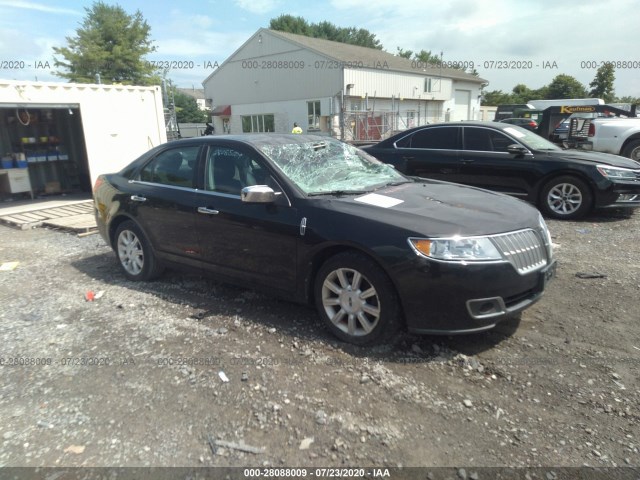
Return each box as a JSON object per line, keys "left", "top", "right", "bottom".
{"left": 0, "top": 200, "right": 97, "bottom": 233}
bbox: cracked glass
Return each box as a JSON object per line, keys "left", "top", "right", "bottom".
{"left": 256, "top": 139, "right": 407, "bottom": 195}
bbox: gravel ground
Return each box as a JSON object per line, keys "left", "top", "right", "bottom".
{"left": 0, "top": 208, "right": 639, "bottom": 470}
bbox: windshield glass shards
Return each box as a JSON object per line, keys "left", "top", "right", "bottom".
{"left": 257, "top": 139, "right": 408, "bottom": 195}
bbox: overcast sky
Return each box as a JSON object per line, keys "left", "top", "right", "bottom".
{"left": 0, "top": 0, "right": 638, "bottom": 97}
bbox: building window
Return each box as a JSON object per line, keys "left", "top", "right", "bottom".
{"left": 424, "top": 77, "right": 441, "bottom": 93}
{"left": 241, "top": 114, "right": 274, "bottom": 133}
{"left": 307, "top": 101, "right": 321, "bottom": 130}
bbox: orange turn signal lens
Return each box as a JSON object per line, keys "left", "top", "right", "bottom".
{"left": 411, "top": 239, "right": 432, "bottom": 257}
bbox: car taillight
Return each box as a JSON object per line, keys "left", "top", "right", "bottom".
{"left": 529, "top": 121, "right": 537, "bottom": 127}
{"left": 93, "top": 176, "right": 104, "bottom": 192}
{"left": 588, "top": 123, "right": 595, "bottom": 137}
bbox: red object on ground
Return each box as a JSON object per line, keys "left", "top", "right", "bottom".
{"left": 85, "top": 291, "right": 95, "bottom": 302}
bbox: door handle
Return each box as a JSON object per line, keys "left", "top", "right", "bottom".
{"left": 197, "top": 207, "right": 219, "bottom": 215}
{"left": 131, "top": 195, "right": 147, "bottom": 202}
{"left": 402, "top": 156, "right": 415, "bottom": 161}
{"left": 460, "top": 159, "right": 475, "bottom": 164}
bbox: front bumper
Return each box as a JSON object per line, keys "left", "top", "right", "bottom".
{"left": 394, "top": 257, "right": 556, "bottom": 335}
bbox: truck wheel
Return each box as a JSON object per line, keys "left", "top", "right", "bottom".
{"left": 540, "top": 176, "right": 592, "bottom": 220}
{"left": 314, "top": 252, "right": 401, "bottom": 345}
{"left": 622, "top": 139, "right": 640, "bottom": 161}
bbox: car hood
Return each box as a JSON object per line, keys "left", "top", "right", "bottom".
{"left": 539, "top": 149, "right": 640, "bottom": 169}
{"left": 317, "top": 180, "right": 540, "bottom": 237}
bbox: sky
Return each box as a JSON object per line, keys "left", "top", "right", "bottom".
{"left": 0, "top": 0, "right": 639, "bottom": 98}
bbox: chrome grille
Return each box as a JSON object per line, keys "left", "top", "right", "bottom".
{"left": 491, "top": 229, "right": 548, "bottom": 275}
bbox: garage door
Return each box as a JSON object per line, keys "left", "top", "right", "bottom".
{"left": 454, "top": 90, "right": 471, "bottom": 121}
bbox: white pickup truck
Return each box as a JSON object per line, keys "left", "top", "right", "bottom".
{"left": 587, "top": 117, "right": 640, "bottom": 161}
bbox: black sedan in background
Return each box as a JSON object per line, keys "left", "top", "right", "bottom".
{"left": 363, "top": 122, "right": 640, "bottom": 220}
{"left": 94, "top": 135, "right": 555, "bottom": 344}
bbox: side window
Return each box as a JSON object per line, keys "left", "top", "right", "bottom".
{"left": 139, "top": 146, "right": 199, "bottom": 187}
{"left": 464, "top": 128, "right": 514, "bottom": 153}
{"left": 409, "top": 127, "right": 459, "bottom": 149}
{"left": 204, "top": 147, "right": 268, "bottom": 195}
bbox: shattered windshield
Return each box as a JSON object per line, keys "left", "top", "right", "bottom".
{"left": 256, "top": 139, "right": 408, "bottom": 195}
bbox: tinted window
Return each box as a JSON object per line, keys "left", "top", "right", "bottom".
{"left": 408, "top": 127, "right": 459, "bottom": 149}
{"left": 204, "top": 147, "right": 266, "bottom": 195}
{"left": 464, "top": 128, "right": 514, "bottom": 153}
{"left": 138, "top": 146, "right": 199, "bottom": 187}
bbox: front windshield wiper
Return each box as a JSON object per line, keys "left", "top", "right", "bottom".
{"left": 307, "top": 189, "right": 372, "bottom": 197}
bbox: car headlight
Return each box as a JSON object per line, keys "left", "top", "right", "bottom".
{"left": 408, "top": 236, "right": 503, "bottom": 262}
{"left": 596, "top": 165, "right": 638, "bottom": 181}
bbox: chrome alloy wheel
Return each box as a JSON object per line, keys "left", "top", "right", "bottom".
{"left": 321, "top": 268, "right": 381, "bottom": 337}
{"left": 117, "top": 229, "right": 144, "bottom": 276}
{"left": 546, "top": 182, "right": 583, "bottom": 216}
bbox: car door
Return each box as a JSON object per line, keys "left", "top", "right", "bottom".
{"left": 193, "top": 144, "right": 300, "bottom": 293}
{"left": 457, "top": 126, "right": 536, "bottom": 198}
{"left": 393, "top": 126, "right": 461, "bottom": 180}
{"left": 128, "top": 145, "right": 202, "bottom": 264}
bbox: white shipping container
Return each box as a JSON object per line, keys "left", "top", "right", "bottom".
{"left": 0, "top": 80, "right": 167, "bottom": 186}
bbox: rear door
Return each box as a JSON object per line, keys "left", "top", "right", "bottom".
{"left": 193, "top": 143, "right": 300, "bottom": 293}
{"left": 128, "top": 144, "right": 202, "bottom": 264}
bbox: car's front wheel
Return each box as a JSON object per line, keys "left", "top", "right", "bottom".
{"left": 114, "top": 221, "right": 164, "bottom": 281}
{"left": 314, "top": 252, "right": 401, "bottom": 345}
{"left": 540, "top": 176, "right": 592, "bottom": 220}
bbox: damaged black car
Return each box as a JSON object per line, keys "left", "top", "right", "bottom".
{"left": 94, "top": 134, "right": 556, "bottom": 344}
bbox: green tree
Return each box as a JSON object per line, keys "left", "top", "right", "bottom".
{"left": 269, "top": 15, "right": 383, "bottom": 49}
{"left": 589, "top": 63, "right": 616, "bottom": 102}
{"left": 53, "top": 1, "right": 158, "bottom": 85}
{"left": 174, "top": 90, "right": 208, "bottom": 123}
{"left": 269, "top": 14, "right": 311, "bottom": 35}
{"left": 545, "top": 74, "right": 587, "bottom": 99}
{"left": 396, "top": 47, "right": 413, "bottom": 59}
{"left": 481, "top": 90, "right": 514, "bottom": 106}
{"left": 616, "top": 95, "right": 640, "bottom": 104}
{"left": 413, "top": 49, "right": 440, "bottom": 65}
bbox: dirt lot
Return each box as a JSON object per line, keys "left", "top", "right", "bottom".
{"left": 0, "top": 207, "right": 639, "bottom": 472}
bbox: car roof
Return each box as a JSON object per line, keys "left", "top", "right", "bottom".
{"left": 165, "top": 133, "right": 337, "bottom": 148}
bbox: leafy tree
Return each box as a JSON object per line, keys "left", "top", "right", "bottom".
{"left": 545, "top": 74, "right": 587, "bottom": 99}
{"left": 414, "top": 49, "right": 440, "bottom": 65}
{"left": 174, "top": 90, "right": 208, "bottom": 123}
{"left": 616, "top": 95, "right": 640, "bottom": 104}
{"left": 481, "top": 90, "right": 514, "bottom": 106}
{"left": 53, "top": 1, "right": 158, "bottom": 85}
{"left": 589, "top": 63, "right": 616, "bottom": 102}
{"left": 396, "top": 47, "right": 413, "bottom": 59}
{"left": 269, "top": 15, "right": 383, "bottom": 49}
{"left": 269, "top": 14, "right": 311, "bottom": 35}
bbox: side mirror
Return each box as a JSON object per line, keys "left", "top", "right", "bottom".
{"left": 241, "top": 185, "right": 277, "bottom": 203}
{"left": 507, "top": 144, "right": 529, "bottom": 155}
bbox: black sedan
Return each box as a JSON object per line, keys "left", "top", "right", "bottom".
{"left": 363, "top": 122, "right": 640, "bottom": 220}
{"left": 94, "top": 134, "right": 555, "bottom": 344}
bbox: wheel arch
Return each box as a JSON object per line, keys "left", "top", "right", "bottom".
{"left": 108, "top": 214, "right": 140, "bottom": 249}
{"left": 620, "top": 134, "right": 640, "bottom": 156}
{"left": 303, "top": 244, "right": 404, "bottom": 315}
{"left": 534, "top": 170, "right": 596, "bottom": 207}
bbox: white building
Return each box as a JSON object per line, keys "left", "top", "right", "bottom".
{"left": 0, "top": 80, "right": 166, "bottom": 197}
{"left": 177, "top": 87, "right": 209, "bottom": 111}
{"left": 203, "top": 28, "right": 488, "bottom": 141}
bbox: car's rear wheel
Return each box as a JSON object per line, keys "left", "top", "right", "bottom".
{"left": 540, "top": 176, "right": 592, "bottom": 220}
{"left": 114, "top": 221, "right": 163, "bottom": 281}
{"left": 314, "top": 252, "right": 401, "bottom": 345}
{"left": 622, "top": 139, "right": 640, "bottom": 161}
